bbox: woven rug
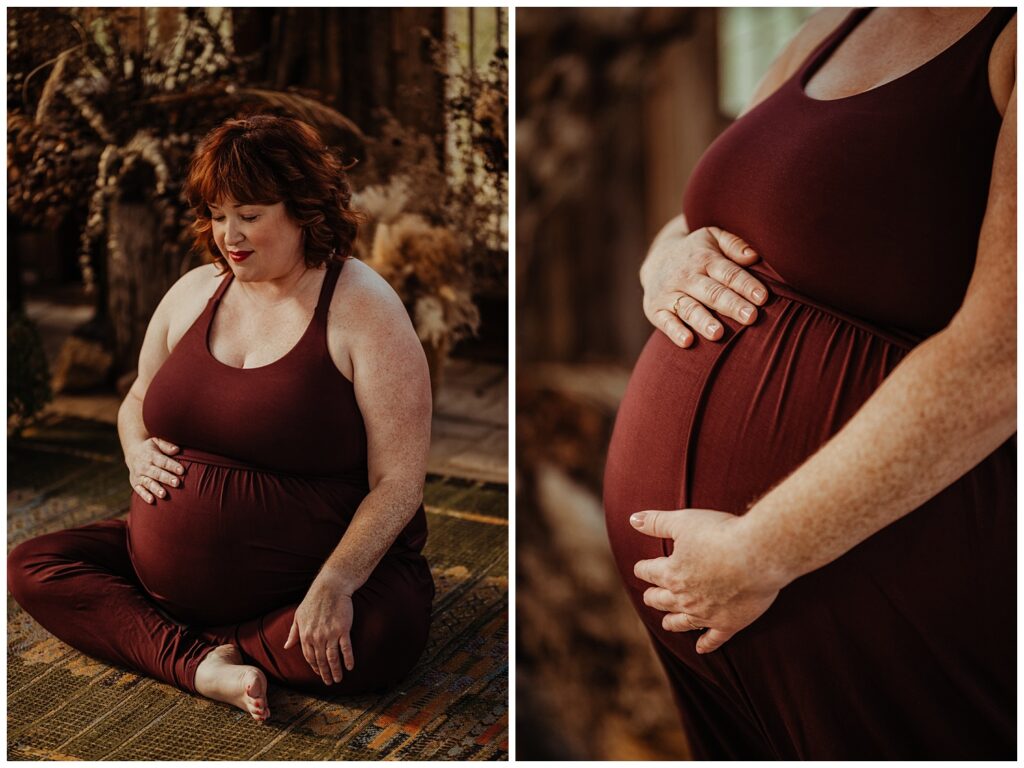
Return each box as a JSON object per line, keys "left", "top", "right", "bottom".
{"left": 7, "top": 415, "right": 508, "bottom": 761}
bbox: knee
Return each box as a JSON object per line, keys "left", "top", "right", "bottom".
{"left": 286, "top": 609, "right": 430, "bottom": 696}
{"left": 348, "top": 606, "right": 431, "bottom": 691}
{"left": 7, "top": 531, "right": 82, "bottom": 611}
{"left": 7, "top": 536, "right": 49, "bottom": 608}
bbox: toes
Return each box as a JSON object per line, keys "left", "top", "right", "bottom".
{"left": 244, "top": 674, "right": 267, "bottom": 699}
{"left": 243, "top": 684, "right": 266, "bottom": 708}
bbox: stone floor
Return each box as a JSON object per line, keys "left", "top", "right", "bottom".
{"left": 24, "top": 299, "right": 509, "bottom": 485}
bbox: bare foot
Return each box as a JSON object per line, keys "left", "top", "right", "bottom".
{"left": 194, "top": 644, "right": 270, "bottom": 722}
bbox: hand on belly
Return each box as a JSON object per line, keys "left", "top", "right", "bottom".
{"left": 126, "top": 459, "right": 348, "bottom": 625}
{"left": 630, "top": 507, "right": 783, "bottom": 654}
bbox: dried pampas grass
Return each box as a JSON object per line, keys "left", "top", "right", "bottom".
{"left": 367, "top": 212, "right": 480, "bottom": 388}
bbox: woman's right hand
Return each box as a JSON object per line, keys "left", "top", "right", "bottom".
{"left": 641, "top": 225, "right": 769, "bottom": 348}
{"left": 126, "top": 437, "right": 185, "bottom": 504}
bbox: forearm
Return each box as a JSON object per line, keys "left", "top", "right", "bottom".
{"left": 316, "top": 478, "right": 424, "bottom": 594}
{"left": 742, "top": 325, "right": 1015, "bottom": 587}
{"left": 117, "top": 392, "right": 149, "bottom": 458}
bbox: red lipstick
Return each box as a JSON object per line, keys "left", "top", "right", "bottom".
{"left": 228, "top": 250, "right": 253, "bottom": 263}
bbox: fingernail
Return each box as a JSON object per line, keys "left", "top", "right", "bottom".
{"left": 707, "top": 322, "right": 720, "bottom": 335}
{"left": 740, "top": 307, "right": 754, "bottom": 322}
{"left": 743, "top": 247, "right": 756, "bottom": 258}
{"left": 171, "top": 479, "right": 178, "bottom": 487}
{"left": 752, "top": 288, "right": 766, "bottom": 302}
{"left": 630, "top": 512, "right": 646, "bottom": 527}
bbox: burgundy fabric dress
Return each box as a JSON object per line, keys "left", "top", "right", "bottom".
{"left": 604, "top": 8, "right": 1015, "bottom": 760}
{"left": 9, "top": 260, "right": 435, "bottom": 695}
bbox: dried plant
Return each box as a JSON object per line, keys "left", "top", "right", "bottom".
{"left": 352, "top": 35, "right": 507, "bottom": 380}
{"left": 8, "top": 8, "right": 365, "bottom": 370}
{"left": 9, "top": 8, "right": 507, "bottom": 382}
{"left": 516, "top": 9, "right": 695, "bottom": 287}
{"left": 7, "top": 312, "right": 52, "bottom": 434}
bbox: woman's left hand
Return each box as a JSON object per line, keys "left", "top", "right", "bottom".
{"left": 284, "top": 572, "right": 355, "bottom": 685}
{"left": 631, "top": 508, "right": 784, "bottom": 654}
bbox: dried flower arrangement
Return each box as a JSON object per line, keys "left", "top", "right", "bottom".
{"left": 7, "top": 312, "right": 53, "bottom": 435}
{"left": 9, "top": 8, "right": 507, "bottom": 396}
{"left": 353, "top": 42, "right": 508, "bottom": 388}
{"left": 8, "top": 8, "right": 365, "bottom": 384}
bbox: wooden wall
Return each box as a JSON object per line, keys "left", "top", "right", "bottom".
{"left": 233, "top": 8, "right": 445, "bottom": 143}
{"left": 517, "top": 8, "right": 729, "bottom": 369}
{"left": 516, "top": 10, "right": 734, "bottom": 758}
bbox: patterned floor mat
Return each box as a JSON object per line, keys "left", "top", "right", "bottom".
{"left": 7, "top": 416, "right": 508, "bottom": 761}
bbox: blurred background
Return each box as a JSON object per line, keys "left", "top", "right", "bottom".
{"left": 516, "top": 7, "right": 814, "bottom": 761}
{"left": 9, "top": 7, "right": 507, "bottom": 424}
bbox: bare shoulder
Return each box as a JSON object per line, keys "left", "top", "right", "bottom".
{"left": 160, "top": 263, "right": 222, "bottom": 343}
{"left": 330, "top": 257, "right": 413, "bottom": 335}
{"left": 990, "top": 13, "right": 1016, "bottom": 117}
{"left": 326, "top": 258, "right": 425, "bottom": 386}
{"left": 741, "top": 8, "right": 851, "bottom": 116}
{"left": 783, "top": 7, "right": 852, "bottom": 64}
{"left": 132, "top": 262, "right": 221, "bottom": 387}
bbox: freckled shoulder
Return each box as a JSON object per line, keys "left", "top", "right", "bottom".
{"left": 323, "top": 258, "right": 418, "bottom": 383}
{"left": 989, "top": 13, "right": 1016, "bottom": 117}
{"left": 162, "top": 262, "right": 223, "bottom": 347}
{"left": 741, "top": 8, "right": 851, "bottom": 115}
{"left": 328, "top": 258, "right": 413, "bottom": 336}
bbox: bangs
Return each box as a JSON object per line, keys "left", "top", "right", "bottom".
{"left": 185, "top": 114, "right": 359, "bottom": 273}
{"left": 187, "top": 134, "right": 283, "bottom": 213}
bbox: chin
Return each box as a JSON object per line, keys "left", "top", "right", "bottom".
{"left": 225, "top": 261, "right": 256, "bottom": 279}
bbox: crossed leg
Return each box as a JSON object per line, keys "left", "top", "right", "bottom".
{"left": 8, "top": 518, "right": 433, "bottom": 716}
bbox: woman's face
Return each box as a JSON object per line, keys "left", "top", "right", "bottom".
{"left": 209, "top": 199, "right": 304, "bottom": 281}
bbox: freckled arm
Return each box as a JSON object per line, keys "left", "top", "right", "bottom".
{"left": 316, "top": 274, "right": 432, "bottom": 595}
{"left": 742, "top": 85, "right": 1016, "bottom": 588}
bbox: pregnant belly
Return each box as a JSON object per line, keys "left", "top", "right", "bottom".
{"left": 604, "top": 277, "right": 1016, "bottom": 739}
{"left": 127, "top": 448, "right": 367, "bottom": 626}
{"left": 604, "top": 279, "right": 915, "bottom": 611}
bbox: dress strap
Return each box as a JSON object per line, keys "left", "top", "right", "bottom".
{"left": 798, "top": 7, "right": 872, "bottom": 85}
{"left": 314, "top": 260, "right": 345, "bottom": 322}
{"left": 959, "top": 8, "right": 1017, "bottom": 67}
{"left": 209, "top": 267, "right": 235, "bottom": 304}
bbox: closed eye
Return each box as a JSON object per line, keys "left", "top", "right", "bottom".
{"left": 210, "top": 215, "right": 259, "bottom": 223}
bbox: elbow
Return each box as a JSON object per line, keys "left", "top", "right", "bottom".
{"left": 936, "top": 318, "right": 1016, "bottom": 433}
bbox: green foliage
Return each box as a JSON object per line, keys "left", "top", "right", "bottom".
{"left": 8, "top": 312, "right": 52, "bottom": 433}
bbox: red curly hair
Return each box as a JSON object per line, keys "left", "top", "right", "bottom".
{"left": 184, "top": 114, "right": 361, "bottom": 272}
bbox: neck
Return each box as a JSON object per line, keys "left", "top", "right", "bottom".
{"left": 235, "top": 258, "right": 317, "bottom": 307}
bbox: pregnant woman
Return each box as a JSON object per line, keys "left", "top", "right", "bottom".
{"left": 8, "top": 115, "right": 434, "bottom": 722}
{"left": 604, "top": 7, "right": 1015, "bottom": 759}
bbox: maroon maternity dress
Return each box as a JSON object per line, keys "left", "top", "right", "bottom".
{"left": 604, "top": 7, "right": 1015, "bottom": 760}
{"left": 9, "top": 260, "right": 435, "bottom": 695}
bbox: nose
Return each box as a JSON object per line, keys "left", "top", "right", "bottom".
{"left": 224, "top": 219, "right": 244, "bottom": 247}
